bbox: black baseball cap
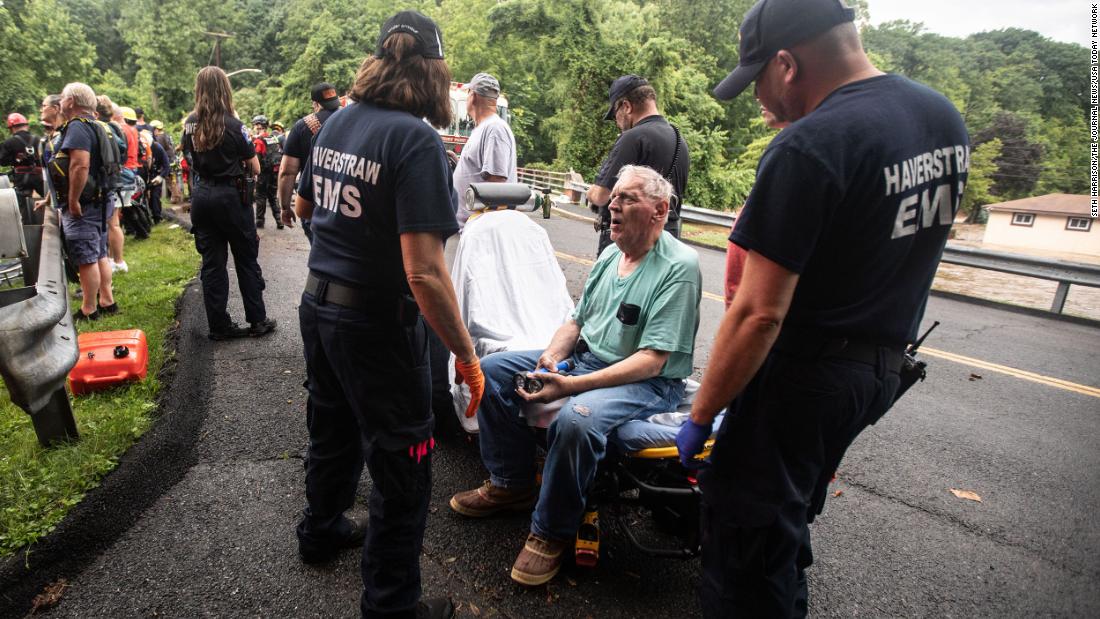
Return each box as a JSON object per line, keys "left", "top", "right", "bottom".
{"left": 713, "top": 0, "right": 856, "bottom": 101}
{"left": 311, "top": 82, "right": 341, "bottom": 111}
{"left": 604, "top": 75, "right": 649, "bottom": 121}
{"left": 375, "top": 10, "right": 444, "bottom": 60}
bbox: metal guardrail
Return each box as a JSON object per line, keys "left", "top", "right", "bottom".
{"left": 519, "top": 167, "right": 739, "bottom": 227}
{"left": 522, "top": 167, "right": 1099, "bottom": 315}
{"left": 0, "top": 188, "right": 80, "bottom": 446}
{"left": 517, "top": 167, "right": 574, "bottom": 194}
{"left": 680, "top": 204, "right": 736, "bottom": 227}
{"left": 940, "top": 245, "right": 1100, "bottom": 314}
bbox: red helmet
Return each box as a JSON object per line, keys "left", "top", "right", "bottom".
{"left": 6, "top": 113, "right": 28, "bottom": 129}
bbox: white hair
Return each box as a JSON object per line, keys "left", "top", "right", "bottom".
{"left": 616, "top": 164, "right": 673, "bottom": 204}
{"left": 61, "top": 82, "right": 97, "bottom": 110}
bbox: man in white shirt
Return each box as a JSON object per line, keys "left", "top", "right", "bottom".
{"left": 451, "top": 72, "right": 517, "bottom": 229}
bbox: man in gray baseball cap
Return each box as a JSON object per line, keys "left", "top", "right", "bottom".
{"left": 452, "top": 72, "right": 517, "bottom": 230}
{"left": 466, "top": 72, "right": 500, "bottom": 98}
{"left": 679, "top": 0, "right": 970, "bottom": 616}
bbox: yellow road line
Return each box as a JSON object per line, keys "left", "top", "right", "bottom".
{"left": 553, "top": 249, "right": 1100, "bottom": 399}
{"left": 919, "top": 347, "right": 1100, "bottom": 398}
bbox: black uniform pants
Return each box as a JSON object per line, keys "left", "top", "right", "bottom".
{"left": 697, "top": 350, "right": 900, "bottom": 618}
{"left": 253, "top": 173, "right": 280, "bottom": 224}
{"left": 148, "top": 182, "right": 163, "bottom": 222}
{"left": 190, "top": 182, "right": 267, "bottom": 332}
{"left": 298, "top": 292, "right": 435, "bottom": 618}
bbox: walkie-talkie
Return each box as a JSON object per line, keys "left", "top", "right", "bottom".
{"left": 893, "top": 320, "right": 940, "bottom": 403}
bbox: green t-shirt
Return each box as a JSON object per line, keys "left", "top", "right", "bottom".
{"left": 572, "top": 232, "right": 702, "bottom": 379}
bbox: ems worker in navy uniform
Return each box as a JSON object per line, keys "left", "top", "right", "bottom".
{"left": 675, "top": 1, "right": 970, "bottom": 616}
{"left": 586, "top": 75, "right": 689, "bottom": 257}
{"left": 181, "top": 66, "right": 277, "bottom": 341}
{"left": 278, "top": 82, "right": 344, "bottom": 244}
{"left": 292, "top": 11, "right": 483, "bottom": 619}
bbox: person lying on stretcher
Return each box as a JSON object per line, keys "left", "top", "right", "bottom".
{"left": 449, "top": 165, "right": 703, "bottom": 587}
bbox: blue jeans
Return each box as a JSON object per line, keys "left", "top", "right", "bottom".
{"left": 478, "top": 348, "right": 686, "bottom": 541}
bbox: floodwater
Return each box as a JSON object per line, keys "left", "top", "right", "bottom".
{"left": 940, "top": 224, "right": 1100, "bottom": 321}
{"left": 932, "top": 263, "right": 1100, "bottom": 320}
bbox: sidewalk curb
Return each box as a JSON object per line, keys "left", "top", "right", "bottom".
{"left": 0, "top": 275, "right": 210, "bottom": 617}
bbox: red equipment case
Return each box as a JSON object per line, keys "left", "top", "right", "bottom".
{"left": 69, "top": 329, "right": 148, "bottom": 395}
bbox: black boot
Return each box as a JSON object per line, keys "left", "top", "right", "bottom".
{"left": 415, "top": 598, "right": 455, "bottom": 619}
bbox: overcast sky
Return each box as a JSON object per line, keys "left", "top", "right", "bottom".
{"left": 867, "top": 0, "right": 1091, "bottom": 47}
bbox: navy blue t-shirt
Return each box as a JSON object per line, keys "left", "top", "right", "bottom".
{"left": 56, "top": 115, "right": 102, "bottom": 207}
{"left": 181, "top": 113, "right": 255, "bottom": 179}
{"left": 284, "top": 109, "right": 335, "bottom": 161}
{"left": 297, "top": 101, "right": 458, "bottom": 292}
{"left": 593, "top": 115, "right": 689, "bottom": 216}
{"left": 731, "top": 74, "right": 969, "bottom": 344}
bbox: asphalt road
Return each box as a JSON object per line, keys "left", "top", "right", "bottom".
{"left": 5, "top": 206, "right": 1099, "bottom": 617}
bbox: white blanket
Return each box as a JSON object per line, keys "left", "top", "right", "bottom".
{"left": 448, "top": 210, "right": 576, "bottom": 432}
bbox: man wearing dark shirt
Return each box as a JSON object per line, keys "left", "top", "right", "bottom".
{"left": 1, "top": 113, "right": 44, "bottom": 199}
{"left": 586, "top": 75, "right": 689, "bottom": 256}
{"left": 51, "top": 83, "right": 117, "bottom": 321}
{"left": 278, "top": 82, "right": 342, "bottom": 243}
{"left": 675, "top": 1, "right": 970, "bottom": 616}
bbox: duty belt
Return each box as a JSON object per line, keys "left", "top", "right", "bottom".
{"left": 195, "top": 174, "right": 238, "bottom": 186}
{"left": 304, "top": 272, "right": 420, "bottom": 325}
{"left": 772, "top": 326, "right": 905, "bottom": 374}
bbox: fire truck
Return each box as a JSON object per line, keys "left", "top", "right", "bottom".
{"left": 438, "top": 81, "right": 511, "bottom": 154}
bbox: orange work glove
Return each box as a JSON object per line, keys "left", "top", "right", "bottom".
{"left": 454, "top": 357, "right": 485, "bottom": 418}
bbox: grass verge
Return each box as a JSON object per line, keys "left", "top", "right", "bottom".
{"left": 0, "top": 224, "right": 196, "bottom": 557}
{"left": 681, "top": 222, "right": 731, "bottom": 249}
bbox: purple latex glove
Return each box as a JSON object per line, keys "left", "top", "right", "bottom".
{"left": 676, "top": 418, "right": 712, "bottom": 469}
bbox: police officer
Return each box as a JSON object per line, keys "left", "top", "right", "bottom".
{"left": 292, "top": 11, "right": 482, "bottom": 619}
{"left": 675, "top": 1, "right": 970, "bottom": 616}
{"left": 586, "top": 75, "right": 689, "bottom": 256}
{"left": 181, "top": 66, "right": 277, "bottom": 341}
{"left": 278, "top": 82, "right": 343, "bottom": 244}
{"left": 1, "top": 112, "right": 44, "bottom": 213}
{"left": 250, "top": 114, "right": 282, "bottom": 229}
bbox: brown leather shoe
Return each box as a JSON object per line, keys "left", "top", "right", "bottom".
{"left": 510, "top": 533, "right": 567, "bottom": 586}
{"left": 449, "top": 481, "right": 537, "bottom": 518}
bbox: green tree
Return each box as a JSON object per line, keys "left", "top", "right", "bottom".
{"left": 960, "top": 138, "right": 1002, "bottom": 222}
{"left": 0, "top": 6, "right": 38, "bottom": 115}
{"left": 20, "top": 0, "right": 95, "bottom": 97}
{"left": 58, "top": 0, "right": 128, "bottom": 75}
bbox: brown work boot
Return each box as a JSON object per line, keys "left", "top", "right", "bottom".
{"left": 510, "top": 533, "right": 567, "bottom": 586}
{"left": 449, "top": 480, "right": 537, "bottom": 518}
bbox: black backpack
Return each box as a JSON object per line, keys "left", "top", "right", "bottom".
{"left": 260, "top": 134, "right": 282, "bottom": 171}
{"left": 51, "top": 117, "right": 124, "bottom": 200}
{"left": 11, "top": 133, "right": 37, "bottom": 169}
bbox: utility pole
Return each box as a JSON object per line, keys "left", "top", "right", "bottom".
{"left": 204, "top": 31, "right": 234, "bottom": 68}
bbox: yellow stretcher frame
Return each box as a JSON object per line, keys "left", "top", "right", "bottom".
{"left": 627, "top": 439, "right": 715, "bottom": 460}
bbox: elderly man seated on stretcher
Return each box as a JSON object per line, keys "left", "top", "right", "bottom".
{"left": 450, "top": 164, "right": 703, "bottom": 587}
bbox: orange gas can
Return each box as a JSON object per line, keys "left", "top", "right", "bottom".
{"left": 69, "top": 329, "right": 149, "bottom": 395}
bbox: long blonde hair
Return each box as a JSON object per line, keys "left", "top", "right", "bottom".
{"left": 191, "top": 66, "right": 234, "bottom": 151}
